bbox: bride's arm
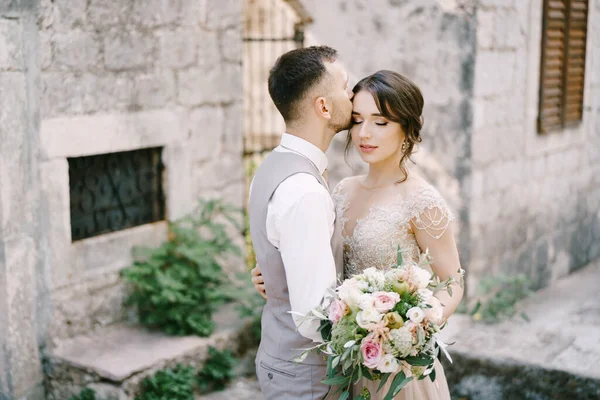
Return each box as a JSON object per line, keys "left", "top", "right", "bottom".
{"left": 412, "top": 219, "right": 464, "bottom": 322}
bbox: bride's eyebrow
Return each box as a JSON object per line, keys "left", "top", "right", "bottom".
{"left": 352, "top": 111, "right": 384, "bottom": 117}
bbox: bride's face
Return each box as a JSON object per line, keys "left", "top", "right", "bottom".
{"left": 350, "top": 90, "right": 405, "bottom": 165}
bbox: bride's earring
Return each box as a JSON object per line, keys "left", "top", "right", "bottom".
{"left": 401, "top": 141, "right": 408, "bottom": 153}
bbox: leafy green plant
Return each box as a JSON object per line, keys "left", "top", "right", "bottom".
{"left": 197, "top": 347, "right": 237, "bottom": 393}
{"left": 68, "top": 388, "right": 96, "bottom": 400}
{"left": 469, "top": 273, "right": 534, "bottom": 323}
{"left": 121, "top": 199, "right": 242, "bottom": 336}
{"left": 135, "top": 365, "right": 195, "bottom": 400}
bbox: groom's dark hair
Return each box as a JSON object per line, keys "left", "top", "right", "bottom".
{"left": 268, "top": 46, "right": 338, "bottom": 122}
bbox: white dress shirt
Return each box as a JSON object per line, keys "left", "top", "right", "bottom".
{"left": 252, "top": 133, "right": 337, "bottom": 342}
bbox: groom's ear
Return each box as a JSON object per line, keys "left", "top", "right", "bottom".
{"left": 315, "top": 96, "right": 332, "bottom": 120}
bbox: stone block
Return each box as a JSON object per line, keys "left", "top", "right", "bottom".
{"left": 495, "top": 8, "right": 523, "bottom": 49}
{"left": 39, "top": 29, "right": 53, "bottom": 70}
{"left": 0, "top": 18, "right": 23, "bottom": 70}
{"left": 156, "top": 28, "right": 197, "bottom": 68}
{"left": 473, "top": 50, "right": 516, "bottom": 98}
{"left": 194, "top": 152, "right": 243, "bottom": 191}
{"left": 48, "top": 273, "right": 129, "bottom": 341}
{"left": 220, "top": 26, "right": 242, "bottom": 63}
{"left": 131, "top": 0, "right": 180, "bottom": 27}
{"left": 55, "top": 0, "right": 87, "bottom": 29}
{"left": 0, "top": 73, "right": 34, "bottom": 238}
{"left": 104, "top": 29, "right": 154, "bottom": 71}
{"left": 476, "top": 9, "right": 495, "bottom": 50}
{"left": 53, "top": 31, "right": 101, "bottom": 70}
{"left": 41, "top": 72, "right": 84, "bottom": 118}
{"left": 40, "top": 110, "right": 186, "bottom": 159}
{"left": 205, "top": 0, "right": 242, "bottom": 30}
{"left": 132, "top": 69, "right": 176, "bottom": 109}
{"left": 80, "top": 72, "right": 134, "bottom": 113}
{"left": 39, "top": 159, "right": 72, "bottom": 286}
{"left": 2, "top": 236, "right": 44, "bottom": 398}
{"left": 163, "top": 142, "right": 194, "bottom": 220}
{"left": 88, "top": 0, "right": 132, "bottom": 28}
{"left": 189, "top": 105, "right": 225, "bottom": 162}
{"left": 223, "top": 101, "right": 243, "bottom": 156}
{"left": 177, "top": 63, "right": 241, "bottom": 106}
{"left": 179, "top": 0, "right": 207, "bottom": 26}
{"left": 196, "top": 30, "right": 220, "bottom": 68}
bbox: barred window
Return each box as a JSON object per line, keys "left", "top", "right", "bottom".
{"left": 68, "top": 148, "right": 165, "bottom": 241}
{"left": 538, "top": 0, "right": 589, "bottom": 133}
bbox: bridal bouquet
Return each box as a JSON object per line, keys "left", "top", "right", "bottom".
{"left": 295, "top": 248, "right": 464, "bottom": 400}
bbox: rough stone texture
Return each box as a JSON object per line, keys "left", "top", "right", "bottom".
{"left": 302, "top": 0, "right": 600, "bottom": 296}
{"left": 45, "top": 304, "right": 255, "bottom": 400}
{"left": 0, "top": 4, "right": 46, "bottom": 400}
{"left": 1, "top": 0, "right": 243, "bottom": 398}
{"left": 301, "top": 0, "right": 475, "bottom": 266}
{"left": 467, "top": 0, "right": 600, "bottom": 293}
{"left": 441, "top": 260, "right": 600, "bottom": 399}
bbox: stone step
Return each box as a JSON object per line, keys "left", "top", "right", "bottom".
{"left": 45, "top": 304, "right": 257, "bottom": 400}
{"left": 440, "top": 260, "right": 600, "bottom": 400}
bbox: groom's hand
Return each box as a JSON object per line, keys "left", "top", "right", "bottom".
{"left": 251, "top": 265, "right": 267, "bottom": 299}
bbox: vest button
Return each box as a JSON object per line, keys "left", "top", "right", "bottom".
{"left": 268, "top": 372, "right": 273, "bottom": 379}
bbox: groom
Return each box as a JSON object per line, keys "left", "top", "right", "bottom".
{"left": 248, "top": 46, "right": 353, "bottom": 399}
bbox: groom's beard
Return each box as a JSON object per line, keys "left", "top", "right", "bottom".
{"left": 329, "top": 112, "right": 353, "bottom": 133}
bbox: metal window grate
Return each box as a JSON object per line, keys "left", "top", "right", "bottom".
{"left": 68, "top": 147, "right": 165, "bottom": 241}
{"left": 538, "top": 0, "right": 589, "bottom": 133}
{"left": 243, "top": 0, "right": 310, "bottom": 155}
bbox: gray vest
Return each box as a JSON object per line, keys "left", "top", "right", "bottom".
{"left": 249, "top": 151, "right": 344, "bottom": 365}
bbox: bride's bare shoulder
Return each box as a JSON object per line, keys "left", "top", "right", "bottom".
{"left": 395, "top": 173, "right": 431, "bottom": 196}
{"left": 333, "top": 174, "right": 364, "bottom": 194}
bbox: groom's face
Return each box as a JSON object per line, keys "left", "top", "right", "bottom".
{"left": 325, "top": 61, "right": 354, "bottom": 132}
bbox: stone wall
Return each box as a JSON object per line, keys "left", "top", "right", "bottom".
{"left": 300, "top": 0, "right": 476, "bottom": 264}
{"left": 1, "top": 0, "right": 243, "bottom": 398}
{"left": 468, "top": 0, "right": 600, "bottom": 291}
{"left": 36, "top": 0, "right": 244, "bottom": 343}
{"left": 1, "top": 1, "right": 46, "bottom": 399}
{"left": 300, "top": 0, "right": 600, "bottom": 294}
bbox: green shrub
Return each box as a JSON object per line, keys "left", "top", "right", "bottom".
{"left": 121, "top": 199, "right": 242, "bottom": 336}
{"left": 68, "top": 388, "right": 96, "bottom": 400}
{"left": 469, "top": 273, "right": 534, "bottom": 323}
{"left": 197, "top": 347, "right": 237, "bottom": 393}
{"left": 135, "top": 365, "right": 195, "bottom": 400}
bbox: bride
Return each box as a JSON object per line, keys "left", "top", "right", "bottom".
{"left": 253, "top": 70, "right": 464, "bottom": 399}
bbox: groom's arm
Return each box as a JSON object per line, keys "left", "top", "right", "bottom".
{"left": 276, "top": 178, "right": 337, "bottom": 342}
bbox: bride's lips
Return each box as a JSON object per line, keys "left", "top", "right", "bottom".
{"left": 360, "top": 144, "right": 378, "bottom": 153}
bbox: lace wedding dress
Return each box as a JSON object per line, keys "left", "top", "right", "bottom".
{"left": 331, "top": 175, "right": 454, "bottom": 400}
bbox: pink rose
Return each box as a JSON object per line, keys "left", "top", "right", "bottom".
{"left": 373, "top": 291, "right": 400, "bottom": 313}
{"left": 360, "top": 335, "right": 383, "bottom": 369}
{"left": 329, "top": 299, "right": 348, "bottom": 324}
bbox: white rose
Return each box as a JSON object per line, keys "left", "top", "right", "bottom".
{"left": 358, "top": 293, "right": 376, "bottom": 310}
{"left": 406, "top": 307, "right": 425, "bottom": 324}
{"left": 424, "top": 296, "right": 444, "bottom": 325}
{"left": 376, "top": 354, "right": 400, "bottom": 374}
{"left": 362, "top": 268, "right": 385, "bottom": 291}
{"left": 338, "top": 280, "right": 363, "bottom": 307}
{"left": 417, "top": 289, "right": 433, "bottom": 302}
{"left": 356, "top": 309, "right": 383, "bottom": 329}
{"left": 410, "top": 267, "right": 431, "bottom": 290}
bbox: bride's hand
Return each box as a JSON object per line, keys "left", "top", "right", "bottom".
{"left": 251, "top": 265, "right": 267, "bottom": 299}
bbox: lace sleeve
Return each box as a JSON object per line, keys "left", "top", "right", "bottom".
{"left": 408, "top": 185, "right": 455, "bottom": 239}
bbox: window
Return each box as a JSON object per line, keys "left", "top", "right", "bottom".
{"left": 538, "top": 0, "right": 588, "bottom": 133}
{"left": 68, "top": 148, "right": 165, "bottom": 241}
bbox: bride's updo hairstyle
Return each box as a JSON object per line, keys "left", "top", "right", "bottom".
{"left": 346, "top": 70, "right": 424, "bottom": 182}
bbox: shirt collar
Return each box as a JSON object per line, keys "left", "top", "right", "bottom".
{"left": 279, "top": 133, "right": 328, "bottom": 175}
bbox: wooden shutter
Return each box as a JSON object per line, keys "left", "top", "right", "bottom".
{"left": 538, "top": 0, "right": 588, "bottom": 133}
